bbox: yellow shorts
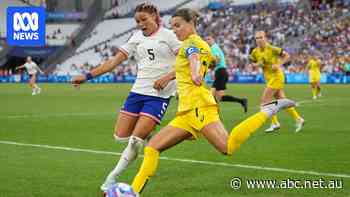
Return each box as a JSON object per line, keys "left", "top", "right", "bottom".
{"left": 309, "top": 73, "right": 320, "bottom": 83}
{"left": 169, "top": 106, "right": 220, "bottom": 139}
{"left": 265, "top": 72, "right": 285, "bottom": 90}
{"left": 266, "top": 77, "right": 284, "bottom": 89}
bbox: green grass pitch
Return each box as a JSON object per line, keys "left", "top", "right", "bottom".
{"left": 0, "top": 83, "right": 349, "bottom": 197}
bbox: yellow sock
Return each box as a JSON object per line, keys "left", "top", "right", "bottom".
{"left": 131, "top": 146, "right": 159, "bottom": 194}
{"left": 285, "top": 107, "right": 301, "bottom": 121}
{"left": 227, "top": 112, "right": 268, "bottom": 155}
{"left": 312, "top": 87, "right": 317, "bottom": 97}
{"left": 271, "top": 115, "right": 279, "bottom": 125}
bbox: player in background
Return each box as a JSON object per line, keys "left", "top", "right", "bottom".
{"left": 306, "top": 54, "right": 322, "bottom": 99}
{"left": 131, "top": 8, "right": 296, "bottom": 194}
{"left": 71, "top": 2, "right": 181, "bottom": 192}
{"left": 16, "top": 56, "right": 43, "bottom": 95}
{"left": 250, "top": 31, "right": 304, "bottom": 133}
{"left": 206, "top": 36, "right": 248, "bottom": 113}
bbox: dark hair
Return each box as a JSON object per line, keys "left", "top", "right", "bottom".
{"left": 135, "top": 2, "right": 161, "bottom": 25}
{"left": 172, "top": 8, "right": 200, "bottom": 26}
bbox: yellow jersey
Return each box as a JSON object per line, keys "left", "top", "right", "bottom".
{"left": 250, "top": 43, "right": 284, "bottom": 75}
{"left": 175, "top": 34, "right": 217, "bottom": 113}
{"left": 307, "top": 58, "right": 321, "bottom": 83}
{"left": 249, "top": 43, "right": 285, "bottom": 89}
{"left": 307, "top": 58, "right": 321, "bottom": 73}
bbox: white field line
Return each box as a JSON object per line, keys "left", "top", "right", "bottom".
{"left": 0, "top": 140, "right": 349, "bottom": 179}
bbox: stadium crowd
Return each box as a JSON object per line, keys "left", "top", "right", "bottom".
{"left": 197, "top": 0, "right": 350, "bottom": 77}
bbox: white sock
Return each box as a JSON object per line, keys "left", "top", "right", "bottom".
{"left": 104, "top": 136, "right": 144, "bottom": 183}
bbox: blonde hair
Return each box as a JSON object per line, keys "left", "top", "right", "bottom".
{"left": 172, "top": 8, "right": 200, "bottom": 26}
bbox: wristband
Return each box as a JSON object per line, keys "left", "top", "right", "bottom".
{"left": 85, "top": 72, "right": 93, "bottom": 80}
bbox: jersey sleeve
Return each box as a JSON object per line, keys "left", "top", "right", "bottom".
{"left": 119, "top": 33, "right": 138, "bottom": 57}
{"left": 271, "top": 46, "right": 283, "bottom": 57}
{"left": 249, "top": 50, "right": 258, "bottom": 63}
{"left": 211, "top": 45, "right": 221, "bottom": 58}
{"left": 166, "top": 30, "right": 182, "bottom": 54}
{"left": 183, "top": 40, "right": 199, "bottom": 58}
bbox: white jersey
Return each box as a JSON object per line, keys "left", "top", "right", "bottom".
{"left": 119, "top": 27, "right": 181, "bottom": 98}
{"left": 24, "top": 62, "right": 39, "bottom": 75}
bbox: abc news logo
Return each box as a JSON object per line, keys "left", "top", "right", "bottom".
{"left": 7, "top": 7, "right": 45, "bottom": 46}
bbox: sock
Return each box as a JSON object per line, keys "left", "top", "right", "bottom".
{"left": 104, "top": 136, "right": 143, "bottom": 183}
{"left": 271, "top": 115, "right": 279, "bottom": 125}
{"left": 132, "top": 146, "right": 159, "bottom": 194}
{"left": 285, "top": 107, "right": 301, "bottom": 121}
{"left": 221, "top": 95, "right": 243, "bottom": 104}
{"left": 227, "top": 112, "right": 268, "bottom": 155}
{"left": 312, "top": 87, "right": 317, "bottom": 97}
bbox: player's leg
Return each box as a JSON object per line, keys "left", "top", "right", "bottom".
{"left": 101, "top": 93, "right": 142, "bottom": 191}
{"left": 213, "top": 69, "right": 248, "bottom": 112}
{"left": 29, "top": 75, "right": 36, "bottom": 95}
{"left": 31, "top": 75, "right": 41, "bottom": 94}
{"left": 227, "top": 98, "right": 295, "bottom": 154}
{"left": 102, "top": 96, "right": 170, "bottom": 191}
{"left": 316, "top": 81, "right": 322, "bottom": 97}
{"left": 261, "top": 87, "right": 280, "bottom": 132}
{"left": 114, "top": 111, "right": 138, "bottom": 140}
{"left": 201, "top": 121, "right": 229, "bottom": 154}
{"left": 311, "top": 82, "right": 317, "bottom": 99}
{"left": 101, "top": 112, "right": 139, "bottom": 191}
{"left": 200, "top": 99, "right": 295, "bottom": 155}
{"left": 276, "top": 89, "right": 304, "bottom": 132}
{"left": 132, "top": 125, "right": 192, "bottom": 193}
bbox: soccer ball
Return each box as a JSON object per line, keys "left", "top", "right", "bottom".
{"left": 105, "top": 183, "right": 140, "bottom": 197}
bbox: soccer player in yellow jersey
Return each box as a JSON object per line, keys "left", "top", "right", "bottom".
{"left": 250, "top": 31, "right": 304, "bottom": 132}
{"left": 130, "top": 9, "right": 296, "bottom": 194}
{"left": 306, "top": 55, "right": 322, "bottom": 99}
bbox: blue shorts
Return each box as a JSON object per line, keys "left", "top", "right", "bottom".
{"left": 120, "top": 92, "right": 170, "bottom": 124}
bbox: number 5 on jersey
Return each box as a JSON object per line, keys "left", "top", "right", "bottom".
{"left": 147, "top": 48, "right": 155, "bottom": 60}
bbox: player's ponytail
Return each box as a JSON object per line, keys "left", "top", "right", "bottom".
{"left": 135, "top": 2, "right": 161, "bottom": 25}
{"left": 173, "top": 8, "right": 200, "bottom": 26}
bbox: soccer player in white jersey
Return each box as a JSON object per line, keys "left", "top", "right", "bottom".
{"left": 71, "top": 2, "right": 181, "bottom": 192}
{"left": 16, "top": 56, "right": 43, "bottom": 95}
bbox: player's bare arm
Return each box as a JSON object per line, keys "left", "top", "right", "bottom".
{"left": 272, "top": 50, "right": 290, "bottom": 71}
{"left": 72, "top": 51, "right": 127, "bottom": 86}
{"left": 15, "top": 65, "right": 25, "bottom": 70}
{"left": 189, "top": 53, "right": 202, "bottom": 86}
{"left": 36, "top": 65, "right": 44, "bottom": 74}
{"left": 153, "top": 70, "right": 176, "bottom": 90}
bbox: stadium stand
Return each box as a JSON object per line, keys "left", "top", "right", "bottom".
{"left": 76, "top": 18, "right": 135, "bottom": 52}
{"left": 104, "top": 0, "right": 195, "bottom": 19}
{"left": 197, "top": 1, "right": 349, "bottom": 77}
{"left": 2, "top": 0, "right": 345, "bottom": 83}
{"left": 54, "top": 0, "right": 349, "bottom": 79}
{"left": 46, "top": 24, "right": 81, "bottom": 46}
